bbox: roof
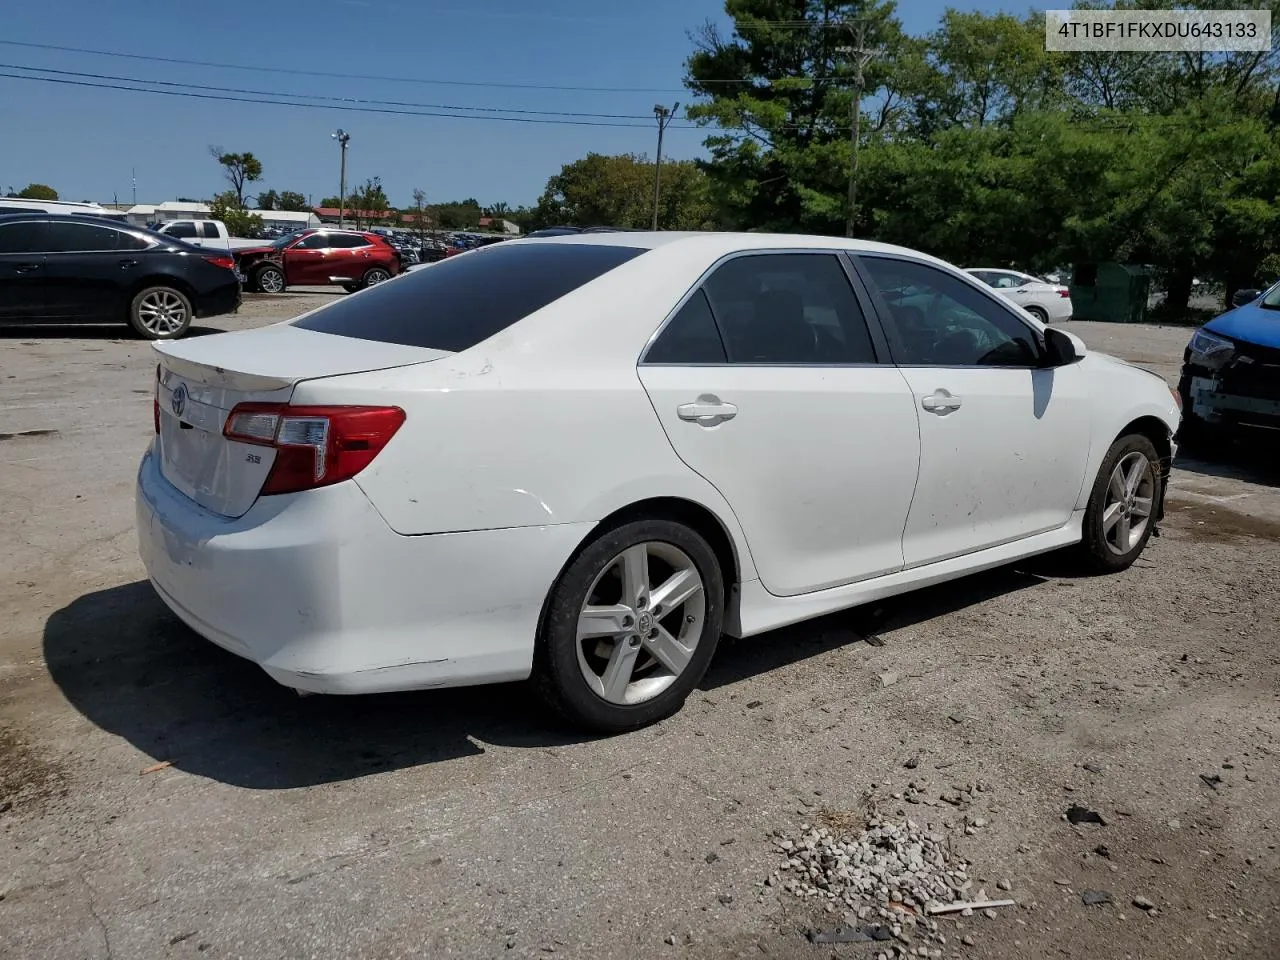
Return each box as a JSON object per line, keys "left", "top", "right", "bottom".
{"left": 256, "top": 210, "right": 315, "bottom": 221}
{"left": 313, "top": 207, "right": 394, "bottom": 219}
{"left": 522, "top": 230, "right": 942, "bottom": 262}
{"left": 156, "top": 200, "right": 211, "bottom": 212}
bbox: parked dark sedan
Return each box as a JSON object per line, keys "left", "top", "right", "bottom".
{"left": 0, "top": 213, "right": 241, "bottom": 340}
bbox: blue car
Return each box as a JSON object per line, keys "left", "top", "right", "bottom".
{"left": 1178, "top": 280, "right": 1280, "bottom": 445}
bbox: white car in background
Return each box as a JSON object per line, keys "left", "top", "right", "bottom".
{"left": 966, "top": 267, "right": 1073, "bottom": 323}
{"left": 137, "top": 232, "right": 1179, "bottom": 732}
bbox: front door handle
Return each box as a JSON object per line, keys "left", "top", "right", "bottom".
{"left": 677, "top": 394, "right": 738, "bottom": 427}
{"left": 921, "top": 390, "right": 962, "bottom": 415}
{"left": 118, "top": 259, "right": 138, "bottom": 269}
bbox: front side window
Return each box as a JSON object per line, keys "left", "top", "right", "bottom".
{"left": 699, "top": 253, "right": 878, "bottom": 364}
{"left": 0, "top": 221, "right": 48, "bottom": 253}
{"left": 166, "top": 222, "right": 198, "bottom": 238}
{"left": 859, "top": 256, "right": 1042, "bottom": 367}
{"left": 294, "top": 234, "right": 330, "bottom": 250}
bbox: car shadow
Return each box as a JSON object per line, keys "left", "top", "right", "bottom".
{"left": 702, "top": 564, "right": 1052, "bottom": 689}
{"left": 1175, "top": 446, "right": 1280, "bottom": 489}
{"left": 44, "top": 581, "right": 594, "bottom": 791}
{"left": 48, "top": 564, "right": 1058, "bottom": 790}
{"left": 0, "top": 324, "right": 225, "bottom": 340}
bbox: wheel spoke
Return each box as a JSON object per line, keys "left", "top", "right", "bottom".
{"left": 1102, "top": 501, "right": 1124, "bottom": 534}
{"left": 1108, "top": 467, "right": 1126, "bottom": 501}
{"left": 599, "top": 639, "right": 641, "bottom": 702}
{"left": 643, "top": 625, "right": 694, "bottom": 677}
{"left": 1115, "top": 514, "right": 1131, "bottom": 550}
{"left": 649, "top": 567, "right": 702, "bottom": 614}
{"left": 1131, "top": 495, "right": 1153, "bottom": 519}
{"left": 620, "top": 545, "right": 650, "bottom": 607}
{"left": 578, "top": 604, "right": 632, "bottom": 641}
{"left": 1124, "top": 457, "right": 1147, "bottom": 496}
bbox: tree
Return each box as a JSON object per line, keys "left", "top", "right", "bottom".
{"left": 410, "top": 188, "right": 432, "bottom": 240}
{"left": 533, "top": 153, "right": 715, "bottom": 230}
{"left": 209, "top": 147, "right": 263, "bottom": 208}
{"left": 256, "top": 189, "right": 280, "bottom": 211}
{"left": 429, "top": 198, "right": 484, "bottom": 230}
{"left": 209, "top": 190, "right": 265, "bottom": 238}
{"left": 348, "top": 176, "right": 390, "bottom": 227}
{"left": 17, "top": 183, "right": 58, "bottom": 200}
{"left": 485, "top": 201, "right": 512, "bottom": 218}
{"left": 319, "top": 196, "right": 343, "bottom": 209}
{"left": 279, "top": 191, "right": 310, "bottom": 212}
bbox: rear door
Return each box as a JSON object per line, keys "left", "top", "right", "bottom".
{"left": 0, "top": 220, "right": 51, "bottom": 322}
{"left": 42, "top": 221, "right": 152, "bottom": 320}
{"left": 637, "top": 251, "right": 921, "bottom": 597}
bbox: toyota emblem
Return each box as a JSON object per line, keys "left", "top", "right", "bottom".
{"left": 171, "top": 382, "right": 188, "bottom": 417}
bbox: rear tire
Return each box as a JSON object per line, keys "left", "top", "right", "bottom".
{"left": 128, "top": 286, "right": 192, "bottom": 340}
{"left": 1078, "top": 434, "right": 1162, "bottom": 573}
{"left": 254, "top": 264, "right": 285, "bottom": 294}
{"left": 360, "top": 267, "right": 391, "bottom": 290}
{"left": 532, "top": 519, "right": 724, "bottom": 733}
{"left": 1026, "top": 305, "right": 1049, "bottom": 323}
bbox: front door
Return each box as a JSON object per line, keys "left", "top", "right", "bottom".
{"left": 855, "top": 254, "right": 1093, "bottom": 568}
{"left": 638, "top": 251, "right": 921, "bottom": 597}
{"left": 283, "top": 233, "right": 332, "bottom": 285}
{"left": 0, "top": 220, "right": 51, "bottom": 322}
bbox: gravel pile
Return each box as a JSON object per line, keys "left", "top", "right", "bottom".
{"left": 767, "top": 817, "right": 976, "bottom": 957}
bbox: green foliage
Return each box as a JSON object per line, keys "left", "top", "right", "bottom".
{"left": 17, "top": 183, "right": 58, "bottom": 200}
{"left": 209, "top": 190, "right": 265, "bottom": 238}
{"left": 278, "top": 191, "right": 310, "bottom": 212}
{"left": 210, "top": 148, "right": 263, "bottom": 207}
{"left": 256, "top": 189, "right": 279, "bottom": 211}
{"left": 532, "top": 153, "right": 716, "bottom": 230}
{"left": 348, "top": 177, "right": 391, "bottom": 226}
{"left": 684, "top": 0, "right": 1280, "bottom": 313}
{"left": 430, "top": 198, "right": 484, "bottom": 230}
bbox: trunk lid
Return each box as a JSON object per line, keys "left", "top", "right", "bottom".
{"left": 154, "top": 323, "right": 447, "bottom": 518}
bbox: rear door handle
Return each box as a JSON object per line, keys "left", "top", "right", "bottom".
{"left": 14, "top": 263, "right": 41, "bottom": 274}
{"left": 677, "top": 394, "right": 738, "bottom": 427}
{"left": 921, "top": 390, "right": 962, "bottom": 415}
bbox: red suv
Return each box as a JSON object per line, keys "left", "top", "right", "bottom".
{"left": 236, "top": 229, "right": 402, "bottom": 294}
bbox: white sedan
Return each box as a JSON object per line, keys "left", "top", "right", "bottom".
{"left": 136, "top": 232, "right": 1180, "bottom": 732}
{"left": 965, "top": 267, "right": 1073, "bottom": 323}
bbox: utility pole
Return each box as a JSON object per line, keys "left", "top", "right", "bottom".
{"left": 839, "top": 20, "right": 881, "bottom": 239}
{"left": 651, "top": 102, "right": 679, "bottom": 231}
{"left": 331, "top": 128, "right": 351, "bottom": 228}
{"left": 131, "top": 167, "right": 137, "bottom": 206}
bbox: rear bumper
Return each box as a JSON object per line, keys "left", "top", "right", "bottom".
{"left": 135, "top": 446, "right": 593, "bottom": 694}
{"left": 195, "top": 279, "right": 242, "bottom": 318}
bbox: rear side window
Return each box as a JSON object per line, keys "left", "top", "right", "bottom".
{"left": 201, "top": 222, "right": 220, "bottom": 239}
{"left": 644, "top": 290, "right": 727, "bottom": 364}
{"left": 293, "top": 242, "right": 647, "bottom": 352}
{"left": 46, "top": 222, "right": 136, "bottom": 252}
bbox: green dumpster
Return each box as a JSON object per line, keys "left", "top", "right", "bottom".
{"left": 1068, "top": 262, "right": 1152, "bottom": 323}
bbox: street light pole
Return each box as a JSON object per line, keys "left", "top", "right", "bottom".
{"left": 651, "top": 102, "right": 679, "bottom": 231}
{"left": 331, "top": 129, "right": 351, "bottom": 228}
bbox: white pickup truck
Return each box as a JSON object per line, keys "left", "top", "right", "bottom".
{"left": 152, "top": 219, "right": 269, "bottom": 252}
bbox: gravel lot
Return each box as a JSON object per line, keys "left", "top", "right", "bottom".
{"left": 2, "top": 297, "right": 1278, "bottom": 960}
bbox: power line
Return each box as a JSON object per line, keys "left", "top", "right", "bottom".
{"left": 0, "top": 68, "right": 722, "bottom": 129}
{"left": 0, "top": 39, "right": 693, "bottom": 94}
{"left": 0, "top": 63, "right": 662, "bottom": 120}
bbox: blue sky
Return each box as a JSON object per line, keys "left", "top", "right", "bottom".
{"left": 0, "top": 0, "right": 983, "bottom": 209}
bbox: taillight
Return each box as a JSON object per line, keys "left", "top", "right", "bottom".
{"left": 223, "top": 403, "right": 406, "bottom": 495}
{"left": 153, "top": 364, "right": 161, "bottom": 434}
{"left": 202, "top": 254, "right": 237, "bottom": 271}
{"left": 1058, "top": 290, "right": 1071, "bottom": 298}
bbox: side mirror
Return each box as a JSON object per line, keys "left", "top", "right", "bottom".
{"left": 1231, "top": 288, "right": 1261, "bottom": 307}
{"left": 1044, "top": 326, "right": 1083, "bottom": 366}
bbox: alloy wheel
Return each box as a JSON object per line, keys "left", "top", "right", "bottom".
{"left": 136, "top": 290, "right": 189, "bottom": 336}
{"left": 575, "top": 541, "right": 706, "bottom": 705}
{"left": 258, "top": 268, "right": 285, "bottom": 293}
{"left": 365, "top": 268, "right": 390, "bottom": 286}
{"left": 1102, "top": 451, "right": 1154, "bottom": 555}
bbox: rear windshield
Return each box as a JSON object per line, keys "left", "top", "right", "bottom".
{"left": 292, "top": 241, "right": 647, "bottom": 351}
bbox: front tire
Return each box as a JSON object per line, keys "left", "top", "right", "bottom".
{"left": 129, "top": 286, "right": 192, "bottom": 340}
{"left": 533, "top": 519, "right": 724, "bottom": 733}
{"left": 1079, "top": 434, "right": 1163, "bottom": 573}
{"left": 254, "top": 264, "right": 285, "bottom": 294}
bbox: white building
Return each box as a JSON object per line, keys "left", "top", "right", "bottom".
{"left": 124, "top": 201, "right": 320, "bottom": 230}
